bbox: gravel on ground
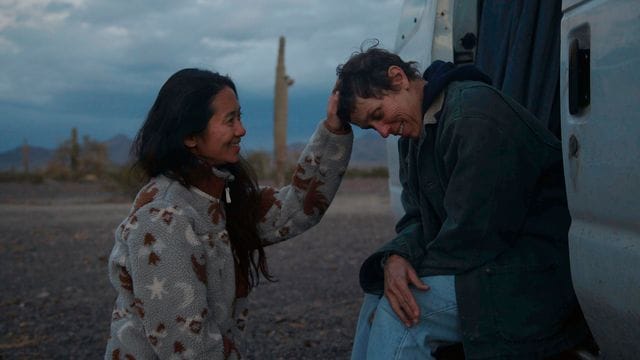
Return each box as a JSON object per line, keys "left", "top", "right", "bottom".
{"left": 0, "top": 178, "right": 396, "bottom": 359}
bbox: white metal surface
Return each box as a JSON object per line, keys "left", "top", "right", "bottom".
{"left": 561, "top": 0, "right": 640, "bottom": 356}
{"left": 388, "top": 0, "right": 452, "bottom": 221}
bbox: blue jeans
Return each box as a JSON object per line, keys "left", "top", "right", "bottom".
{"left": 351, "top": 275, "right": 463, "bottom": 360}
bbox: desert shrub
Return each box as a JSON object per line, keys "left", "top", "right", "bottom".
{"left": 0, "top": 171, "right": 45, "bottom": 183}
{"left": 103, "top": 164, "right": 146, "bottom": 200}
{"left": 44, "top": 161, "right": 73, "bottom": 180}
{"left": 44, "top": 128, "right": 109, "bottom": 181}
{"left": 78, "top": 135, "right": 108, "bottom": 177}
{"left": 244, "top": 150, "right": 273, "bottom": 180}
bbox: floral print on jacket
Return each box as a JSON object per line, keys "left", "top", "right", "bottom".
{"left": 105, "top": 123, "right": 352, "bottom": 359}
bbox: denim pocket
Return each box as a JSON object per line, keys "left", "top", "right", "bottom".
{"left": 484, "top": 263, "right": 575, "bottom": 342}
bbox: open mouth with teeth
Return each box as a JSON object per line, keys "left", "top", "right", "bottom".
{"left": 229, "top": 140, "right": 241, "bottom": 151}
{"left": 398, "top": 122, "right": 405, "bottom": 136}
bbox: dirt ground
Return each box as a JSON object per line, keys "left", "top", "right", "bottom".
{"left": 0, "top": 178, "right": 396, "bottom": 359}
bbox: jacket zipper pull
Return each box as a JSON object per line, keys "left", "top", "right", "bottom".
{"left": 225, "top": 186, "right": 231, "bottom": 204}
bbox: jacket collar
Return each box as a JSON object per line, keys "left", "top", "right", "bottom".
{"left": 421, "top": 60, "right": 492, "bottom": 118}
{"left": 423, "top": 92, "right": 444, "bottom": 125}
{"left": 188, "top": 166, "right": 235, "bottom": 202}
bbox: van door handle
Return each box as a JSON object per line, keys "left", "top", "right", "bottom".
{"left": 568, "top": 39, "right": 590, "bottom": 115}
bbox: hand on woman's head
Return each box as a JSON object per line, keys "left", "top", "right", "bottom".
{"left": 324, "top": 88, "right": 350, "bottom": 134}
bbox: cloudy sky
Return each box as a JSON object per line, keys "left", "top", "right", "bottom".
{"left": 0, "top": 0, "right": 404, "bottom": 152}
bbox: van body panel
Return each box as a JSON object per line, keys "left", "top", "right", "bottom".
{"left": 561, "top": 0, "right": 640, "bottom": 355}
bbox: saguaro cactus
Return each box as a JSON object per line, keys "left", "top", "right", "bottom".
{"left": 273, "top": 36, "right": 294, "bottom": 186}
{"left": 70, "top": 127, "right": 80, "bottom": 176}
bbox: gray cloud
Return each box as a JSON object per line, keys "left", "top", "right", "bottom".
{"left": 0, "top": 0, "right": 402, "bottom": 151}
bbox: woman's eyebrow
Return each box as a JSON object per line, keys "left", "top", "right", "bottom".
{"left": 227, "top": 107, "right": 241, "bottom": 117}
{"left": 367, "top": 107, "right": 381, "bottom": 121}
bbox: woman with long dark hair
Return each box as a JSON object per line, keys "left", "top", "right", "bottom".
{"left": 105, "top": 68, "right": 352, "bottom": 359}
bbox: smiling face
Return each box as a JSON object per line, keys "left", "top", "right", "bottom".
{"left": 348, "top": 66, "right": 424, "bottom": 139}
{"left": 350, "top": 90, "right": 423, "bottom": 138}
{"left": 184, "top": 86, "right": 246, "bottom": 166}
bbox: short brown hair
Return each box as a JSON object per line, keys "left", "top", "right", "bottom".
{"left": 335, "top": 41, "right": 420, "bottom": 123}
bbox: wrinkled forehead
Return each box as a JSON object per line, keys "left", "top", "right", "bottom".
{"left": 349, "top": 96, "right": 381, "bottom": 128}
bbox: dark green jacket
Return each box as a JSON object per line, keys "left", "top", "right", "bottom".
{"left": 359, "top": 81, "right": 591, "bottom": 359}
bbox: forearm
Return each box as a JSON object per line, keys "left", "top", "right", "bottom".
{"left": 257, "top": 122, "right": 353, "bottom": 244}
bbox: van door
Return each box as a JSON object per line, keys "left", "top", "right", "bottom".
{"left": 561, "top": 0, "right": 640, "bottom": 356}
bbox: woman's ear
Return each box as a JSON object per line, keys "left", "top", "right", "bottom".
{"left": 387, "top": 65, "right": 408, "bottom": 91}
{"left": 184, "top": 136, "right": 198, "bottom": 152}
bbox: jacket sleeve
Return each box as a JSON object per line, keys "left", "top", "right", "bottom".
{"left": 359, "top": 112, "right": 550, "bottom": 293}
{"left": 358, "top": 139, "right": 426, "bottom": 294}
{"left": 124, "top": 201, "right": 224, "bottom": 359}
{"left": 256, "top": 122, "right": 353, "bottom": 245}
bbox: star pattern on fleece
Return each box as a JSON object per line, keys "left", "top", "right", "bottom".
{"left": 104, "top": 126, "right": 352, "bottom": 359}
{"left": 146, "top": 277, "right": 168, "bottom": 300}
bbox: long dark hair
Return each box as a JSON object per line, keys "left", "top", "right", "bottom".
{"left": 132, "top": 68, "right": 272, "bottom": 288}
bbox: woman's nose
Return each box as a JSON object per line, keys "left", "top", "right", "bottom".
{"left": 372, "top": 122, "right": 390, "bottom": 138}
{"left": 236, "top": 121, "right": 246, "bottom": 137}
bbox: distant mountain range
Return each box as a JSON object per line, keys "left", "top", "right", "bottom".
{"left": 0, "top": 134, "right": 135, "bottom": 171}
{"left": 0, "top": 132, "right": 388, "bottom": 171}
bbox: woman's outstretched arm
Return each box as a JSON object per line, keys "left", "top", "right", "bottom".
{"left": 256, "top": 91, "right": 353, "bottom": 245}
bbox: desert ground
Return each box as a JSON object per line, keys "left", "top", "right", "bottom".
{"left": 0, "top": 177, "right": 396, "bottom": 359}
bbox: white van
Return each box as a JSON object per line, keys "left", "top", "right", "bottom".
{"left": 386, "top": 0, "right": 640, "bottom": 357}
